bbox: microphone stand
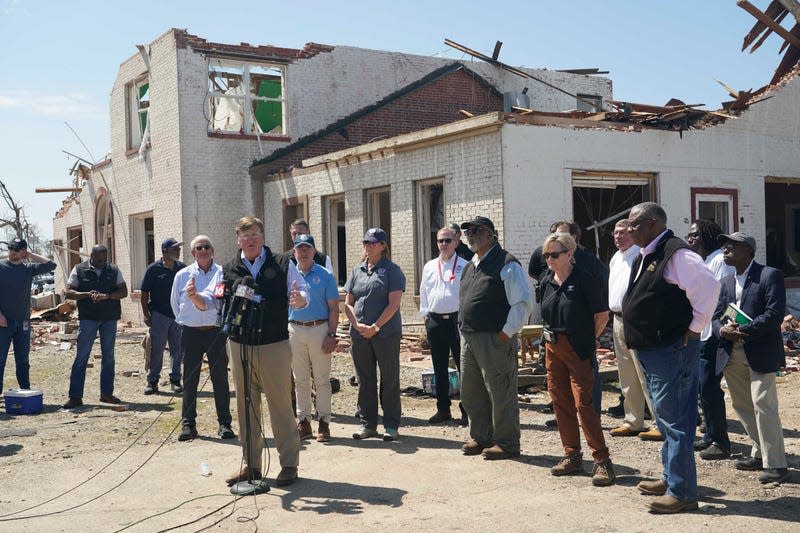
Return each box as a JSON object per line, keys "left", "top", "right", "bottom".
{"left": 230, "top": 299, "right": 270, "bottom": 495}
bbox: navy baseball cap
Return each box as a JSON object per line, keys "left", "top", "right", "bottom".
{"left": 293, "top": 234, "right": 316, "bottom": 248}
{"left": 161, "top": 237, "right": 183, "bottom": 250}
{"left": 460, "top": 216, "right": 496, "bottom": 236}
{"left": 363, "top": 228, "right": 388, "bottom": 243}
{"left": 7, "top": 238, "right": 27, "bottom": 251}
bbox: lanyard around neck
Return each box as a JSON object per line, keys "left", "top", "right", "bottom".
{"left": 437, "top": 256, "right": 457, "bottom": 282}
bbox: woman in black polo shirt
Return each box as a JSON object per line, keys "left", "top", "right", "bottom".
{"left": 539, "top": 232, "right": 614, "bottom": 486}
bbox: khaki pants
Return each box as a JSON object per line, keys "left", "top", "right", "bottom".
{"left": 723, "top": 343, "right": 787, "bottom": 468}
{"left": 613, "top": 316, "right": 654, "bottom": 429}
{"left": 289, "top": 322, "right": 333, "bottom": 423}
{"left": 228, "top": 339, "right": 300, "bottom": 469}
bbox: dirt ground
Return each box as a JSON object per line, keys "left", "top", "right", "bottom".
{"left": 1, "top": 328, "right": 798, "bottom": 532}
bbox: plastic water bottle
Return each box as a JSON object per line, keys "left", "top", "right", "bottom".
{"left": 200, "top": 462, "right": 212, "bottom": 477}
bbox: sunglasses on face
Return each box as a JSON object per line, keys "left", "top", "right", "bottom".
{"left": 194, "top": 244, "right": 212, "bottom": 251}
{"left": 543, "top": 250, "right": 567, "bottom": 260}
{"left": 437, "top": 238, "right": 453, "bottom": 244}
{"left": 464, "top": 227, "right": 487, "bottom": 236}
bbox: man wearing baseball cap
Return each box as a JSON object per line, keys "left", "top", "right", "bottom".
{"left": 458, "top": 216, "right": 532, "bottom": 460}
{"left": 712, "top": 232, "right": 789, "bottom": 484}
{"left": 140, "top": 238, "right": 186, "bottom": 395}
{"left": 0, "top": 238, "right": 56, "bottom": 396}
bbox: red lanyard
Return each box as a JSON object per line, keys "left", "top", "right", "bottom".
{"left": 437, "top": 256, "right": 457, "bottom": 282}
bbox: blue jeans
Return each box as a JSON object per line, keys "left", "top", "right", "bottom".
{"left": 698, "top": 338, "right": 730, "bottom": 451}
{"left": 0, "top": 319, "right": 31, "bottom": 392}
{"left": 637, "top": 338, "right": 700, "bottom": 502}
{"left": 69, "top": 319, "right": 118, "bottom": 399}
{"left": 146, "top": 311, "right": 182, "bottom": 384}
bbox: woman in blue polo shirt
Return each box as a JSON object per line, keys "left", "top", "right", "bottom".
{"left": 343, "top": 228, "right": 406, "bottom": 442}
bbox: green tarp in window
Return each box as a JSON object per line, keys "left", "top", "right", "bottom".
{"left": 254, "top": 79, "right": 282, "bottom": 133}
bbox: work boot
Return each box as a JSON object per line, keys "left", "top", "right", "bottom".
{"left": 276, "top": 466, "right": 298, "bottom": 487}
{"left": 551, "top": 453, "right": 583, "bottom": 476}
{"left": 461, "top": 439, "right": 489, "bottom": 456}
{"left": 592, "top": 459, "right": 616, "bottom": 486}
{"left": 647, "top": 495, "right": 698, "bottom": 514}
{"left": 225, "top": 466, "right": 262, "bottom": 487}
{"left": 298, "top": 419, "right": 313, "bottom": 440}
{"left": 317, "top": 420, "right": 331, "bottom": 442}
{"left": 638, "top": 428, "right": 664, "bottom": 441}
{"left": 637, "top": 479, "right": 668, "bottom": 496}
{"left": 481, "top": 445, "right": 520, "bottom": 460}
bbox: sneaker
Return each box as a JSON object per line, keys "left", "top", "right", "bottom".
{"left": 317, "top": 420, "right": 331, "bottom": 442}
{"left": 62, "top": 397, "right": 83, "bottom": 409}
{"left": 170, "top": 380, "right": 183, "bottom": 394}
{"left": 638, "top": 428, "right": 664, "bottom": 441}
{"left": 551, "top": 453, "right": 584, "bottom": 476}
{"left": 734, "top": 456, "right": 763, "bottom": 471}
{"left": 218, "top": 424, "right": 235, "bottom": 439}
{"left": 699, "top": 443, "right": 730, "bottom": 460}
{"left": 592, "top": 459, "right": 616, "bottom": 486}
{"left": 298, "top": 419, "right": 313, "bottom": 440}
{"left": 352, "top": 426, "right": 379, "bottom": 440}
{"left": 428, "top": 410, "right": 452, "bottom": 424}
{"left": 610, "top": 425, "right": 644, "bottom": 437}
{"left": 758, "top": 468, "right": 789, "bottom": 484}
{"left": 383, "top": 428, "right": 399, "bottom": 441}
{"left": 178, "top": 425, "right": 197, "bottom": 441}
{"left": 144, "top": 382, "right": 158, "bottom": 395}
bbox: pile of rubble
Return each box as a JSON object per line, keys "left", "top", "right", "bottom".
{"left": 782, "top": 314, "right": 800, "bottom": 372}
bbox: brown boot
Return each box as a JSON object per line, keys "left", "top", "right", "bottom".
{"left": 551, "top": 453, "right": 584, "bottom": 476}
{"left": 298, "top": 419, "right": 313, "bottom": 440}
{"left": 592, "top": 458, "right": 615, "bottom": 486}
{"left": 276, "top": 466, "right": 298, "bottom": 487}
{"left": 225, "top": 466, "right": 262, "bottom": 487}
{"left": 461, "top": 439, "right": 489, "bottom": 456}
{"left": 637, "top": 479, "right": 668, "bottom": 495}
{"left": 317, "top": 420, "right": 331, "bottom": 442}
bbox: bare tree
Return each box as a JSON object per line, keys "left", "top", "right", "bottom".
{"left": 0, "top": 179, "right": 51, "bottom": 256}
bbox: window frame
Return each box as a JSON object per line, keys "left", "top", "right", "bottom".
{"left": 364, "top": 187, "right": 391, "bottom": 248}
{"left": 414, "top": 178, "right": 445, "bottom": 293}
{"left": 130, "top": 212, "right": 155, "bottom": 290}
{"left": 207, "top": 58, "right": 287, "bottom": 136}
{"left": 690, "top": 187, "right": 739, "bottom": 233}
{"left": 323, "top": 194, "right": 346, "bottom": 285}
{"left": 126, "top": 76, "right": 150, "bottom": 150}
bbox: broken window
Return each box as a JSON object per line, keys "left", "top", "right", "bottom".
{"left": 415, "top": 179, "right": 445, "bottom": 290}
{"left": 130, "top": 213, "right": 155, "bottom": 290}
{"left": 95, "top": 194, "right": 115, "bottom": 262}
{"left": 66, "top": 226, "right": 83, "bottom": 273}
{"left": 127, "top": 78, "right": 149, "bottom": 150}
{"left": 576, "top": 94, "right": 601, "bottom": 113}
{"left": 324, "top": 195, "right": 347, "bottom": 285}
{"left": 365, "top": 187, "right": 391, "bottom": 248}
{"left": 208, "top": 59, "right": 285, "bottom": 135}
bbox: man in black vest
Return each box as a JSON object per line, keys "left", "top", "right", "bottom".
{"left": 63, "top": 245, "right": 128, "bottom": 409}
{"left": 458, "top": 216, "right": 532, "bottom": 460}
{"left": 222, "top": 216, "right": 308, "bottom": 489}
{"left": 622, "top": 202, "right": 719, "bottom": 514}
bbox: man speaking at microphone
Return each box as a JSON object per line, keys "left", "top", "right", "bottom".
{"left": 223, "top": 216, "right": 309, "bottom": 488}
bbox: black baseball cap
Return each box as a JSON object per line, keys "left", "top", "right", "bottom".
{"left": 460, "top": 216, "right": 496, "bottom": 235}
{"left": 7, "top": 238, "right": 27, "bottom": 251}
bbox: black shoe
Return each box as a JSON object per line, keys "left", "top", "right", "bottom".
{"left": 218, "top": 424, "right": 235, "bottom": 439}
{"left": 170, "top": 380, "right": 183, "bottom": 394}
{"left": 459, "top": 403, "right": 468, "bottom": 426}
{"left": 693, "top": 439, "right": 712, "bottom": 451}
{"left": 62, "top": 397, "right": 83, "bottom": 409}
{"left": 542, "top": 402, "right": 554, "bottom": 414}
{"left": 545, "top": 418, "right": 558, "bottom": 428}
{"left": 178, "top": 425, "right": 197, "bottom": 441}
{"left": 734, "top": 456, "right": 763, "bottom": 471}
{"left": 606, "top": 404, "right": 625, "bottom": 418}
{"left": 758, "top": 468, "right": 789, "bottom": 484}
{"left": 699, "top": 443, "right": 730, "bottom": 460}
{"left": 428, "top": 410, "right": 453, "bottom": 424}
{"left": 144, "top": 382, "right": 158, "bottom": 395}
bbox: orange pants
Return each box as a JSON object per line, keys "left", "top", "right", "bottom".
{"left": 546, "top": 336, "right": 609, "bottom": 463}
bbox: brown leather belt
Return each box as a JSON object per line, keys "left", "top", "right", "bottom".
{"left": 289, "top": 319, "right": 327, "bottom": 327}
{"left": 187, "top": 325, "right": 218, "bottom": 331}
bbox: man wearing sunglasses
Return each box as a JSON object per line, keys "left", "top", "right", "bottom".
{"left": 622, "top": 202, "right": 719, "bottom": 514}
{"left": 170, "top": 235, "right": 234, "bottom": 442}
{"left": 458, "top": 216, "right": 532, "bottom": 460}
{"left": 419, "top": 226, "right": 469, "bottom": 425}
{"left": 140, "top": 237, "right": 186, "bottom": 395}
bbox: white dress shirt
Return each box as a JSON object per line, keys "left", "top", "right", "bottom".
{"left": 419, "top": 253, "right": 468, "bottom": 316}
{"left": 171, "top": 261, "right": 223, "bottom": 327}
{"left": 608, "top": 244, "right": 640, "bottom": 313}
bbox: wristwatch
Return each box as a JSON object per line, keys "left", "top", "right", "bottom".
{"left": 326, "top": 332, "right": 337, "bottom": 338}
{"left": 372, "top": 323, "right": 381, "bottom": 332}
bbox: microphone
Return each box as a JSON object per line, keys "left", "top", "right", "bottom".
{"left": 222, "top": 276, "right": 262, "bottom": 336}
{"left": 215, "top": 279, "right": 233, "bottom": 328}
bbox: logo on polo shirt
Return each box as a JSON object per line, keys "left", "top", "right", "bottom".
{"left": 377, "top": 268, "right": 386, "bottom": 276}
{"left": 311, "top": 275, "right": 321, "bottom": 285}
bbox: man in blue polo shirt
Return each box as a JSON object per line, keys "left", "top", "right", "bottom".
{"left": 0, "top": 238, "right": 56, "bottom": 396}
{"left": 140, "top": 238, "right": 186, "bottom": 394}
{"left": 288, "top": 234, "right": 340, "bottom": 442}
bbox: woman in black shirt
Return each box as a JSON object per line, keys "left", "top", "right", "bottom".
{"left": 539, "top": 232, "right": 614, "bottom": 486}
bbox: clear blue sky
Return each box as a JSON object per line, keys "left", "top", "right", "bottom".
{"left": 0, "top": 0, "right": 788, "bottom": 239}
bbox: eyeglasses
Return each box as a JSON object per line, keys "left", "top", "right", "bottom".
{"left": 437, "top": 238, "right": 453, "bottom": 244}
{"left": 193, "top": 244, "right": 212, "bottom": 251}
{"left": 685, "top": 232, "right": 700, "bottom": 240}
{"left": 628, "top": 217, "right": 653, "bottom": 229}
{"left": 543, "top": 250, "right": 567, "bottom": 260}
{"left": 464, "top": 226, "right": 487, "bottom": 236}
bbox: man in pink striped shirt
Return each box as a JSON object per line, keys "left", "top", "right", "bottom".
{"left": 621, "top": 202, "right": 720, "bottom": 514}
